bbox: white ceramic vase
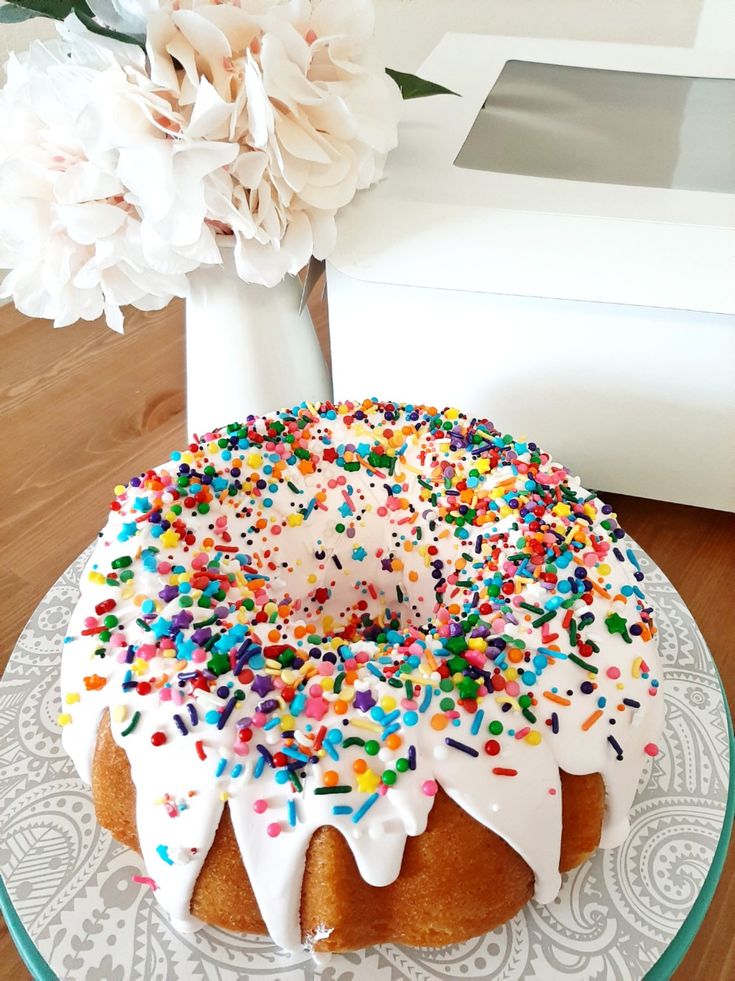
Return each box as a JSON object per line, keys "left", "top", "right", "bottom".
{"left": 185, "top": 252, "right": 332, "bottom": 437}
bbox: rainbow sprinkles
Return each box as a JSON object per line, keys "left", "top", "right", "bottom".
{"left": 59, "top": 399, "right": 664, "bottom": 951}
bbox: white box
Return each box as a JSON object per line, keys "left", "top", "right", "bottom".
{"left": 327, "top": 35, "right": 735, "bottom": 511}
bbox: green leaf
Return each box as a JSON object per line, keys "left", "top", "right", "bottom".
{"left": 386, "top": 68, "right": 458, "bottom": 100}
{"left": 0, "top": 5, "right": 40, "bottom": 22}
{"left": 75, "top": 10, "right": 146, "bottom": 48}
{"left": 0, "top": 0, "right": 94, "bottom": 22}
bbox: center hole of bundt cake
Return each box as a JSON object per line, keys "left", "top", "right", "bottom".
{"left": 273, "top": 515, "right": 444, "bottom": 646}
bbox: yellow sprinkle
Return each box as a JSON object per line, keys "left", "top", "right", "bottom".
{"left": 280, "top": 714, "right": 296, "bottom": 730}
{"left": 114, "top": 484, "right": 126, "bottom": 496}
{"left": 632, "top": 657, "right": 643, "bottom": 679}
{"left": 350, "top": 718, "right": 382, "bottom": 733}
{"left": 57, "top": 713, "right": 72, "bottom": 726}
{"left": 495, "top": 694, "right": 520, "bottom": 713}
{"left": 111, "top": 704, "right": 127, "bottom": 722}
{"left": 220, "top": 791, "right": 229, "bottom": 801}
{"left": 525, "top": 731, "right": 542, "bottom": 746}
{"left": 65, "top": 692, "right": 80, "bottom": 705}
{"left": 88, "top": 571, "right": 106, "bottom": 585}
{"left": 287, "top": 513, "right": 304, "bottom": 527}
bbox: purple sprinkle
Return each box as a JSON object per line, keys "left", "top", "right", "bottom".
{"left": 444, "top": 737, "right": 478, "bottom": 758}
{"left": 173, "top": 714, "right": 188, "bottom": 736}
{"left": 408, "top": 745, "right": 416, "bottom": 771}
{"left": 256, "top": 743, "right": 274, "bottom": 767}
{"left": 551, "top": 711, "right": 559, "bottom": 734}
{"left": 217, "top": 696, "right": 237, "bottom": 731}
{"left": 607, "top": 734, "right": 624, "bottom": 760}
{"left": 187, "top": 703, "right": 199, "bottom": 726}
{"left": 257, "top": 698, "right": 279, "bottom": 714}
{"left": 622, "top": 698, "right": 641, "bottom": 709}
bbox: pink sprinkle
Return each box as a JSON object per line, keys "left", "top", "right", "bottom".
{"left": 548, "top": 788, "right": 557, "bottom": 795}
{"left": 253, "top": 799, "right": 267, "bottom": 814}
{"left": 132, "top": 875, "right": 158, "bottom": 890}
{"left": 84, "top": 617, "right": 98, "bottom": 629}
{"left": 192, "top": 648, "right": 207, "bottom": 663}
{"left": 157, "top": 561, "right": 172, "bottom": 574}
{"left": 644, "top": 743, "right": 659, "bottom": 757}
{"left": 505, "top": 681, "right": 520, "bottom": 697}
{"left": 421, "top": 780, "right": 438, "bottom": 797}
{"left": 267, "top": 822, "right": 281, "bottom": 837}
{"left": 252, "top": 712, "right": 267, "bottom": 728}
{"left": 305, "top": 28, "right": 317, "bottom": 44}
{"left": 606, "top": 666, "right": 621, "bottom": 679}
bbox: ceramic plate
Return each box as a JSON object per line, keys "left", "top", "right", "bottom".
{"left": 1, "top": 541, "right": 732, "bottom": 981}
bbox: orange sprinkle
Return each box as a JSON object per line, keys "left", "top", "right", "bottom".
{"left": 353, "top": 758, "right": 367, "bottom": 774}
{"left": 323, "top": 770, "right": 339, "bottom": 787}
{"left": 83, "top": 674, "right": 107, "bottom": 691}
{"left": 430, "top": 713, "right": 448, "bottom": 731}
{"left": 385, "top": 733, "right": 402, "bottom": 750}
{"left": 581, "top": 709, "right": 603, "bottom": 731}
{"left": 543, "top": 691, "right": 571, "bottom": 706}
{"left": 333, "top": 699, "right": 348, "bottom": 715}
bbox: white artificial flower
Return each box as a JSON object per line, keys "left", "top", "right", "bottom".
{"left": 103, "top": 0, "right": 402, "bottom": 286}
{"left": 0, "top": 1, "right": 401, "bottom": 326}
{"left": 0, "top": 15, "right": 229, "bottom": 329}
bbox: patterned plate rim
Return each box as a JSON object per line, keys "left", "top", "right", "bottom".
{"left": 0, "top": 541, "right": 733, "bottom": 981}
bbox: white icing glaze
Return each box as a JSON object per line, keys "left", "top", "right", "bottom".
{"left": 59, "top": 400, "right": 663, "bottom": 951}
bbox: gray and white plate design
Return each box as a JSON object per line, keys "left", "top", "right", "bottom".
{"left": 0, "top": 542, "right": 730, "bottom": 981}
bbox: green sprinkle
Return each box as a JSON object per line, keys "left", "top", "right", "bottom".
{"left": 289, "top": 771, "right": 303, "bottom": 793}
{"left": 381, "top": 769, "right": 397, "bottom": 786}
{"left": 314, "top": 785, "right": 352, "bottom": 795}
{"left": 519, "top": 601, "right": 544, "bottom": 615}
{"left": 111, "top": 556, "right": 132, "bottom": 569}
{"left": 120, "top": 711, "right": 141, "bottom": 736}
{"left": 488, "top": 720, "right": 503, "bottom": 735}
{"left": 569, "top": 653, "right": 599, "bottom": 674}
{"left": 532, "top": 611, "right": 556, "bottom": 628}
{"left": 342, "top": 737, "right": 365, "bottom": 748}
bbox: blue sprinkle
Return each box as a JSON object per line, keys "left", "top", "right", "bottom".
{"left": 332, "top": 805, "right": 353, "bottom": 816}
{"left": 367, "top": 663, "right": 386, "bottom": 681}
{"left": 231, "top": 763, "right": 243, "bottom": 779}
{"left": 282, "top": 746, "right": 309, "bottom": 763}
{"left": 471, "top": 709, "right": 484, "bottom": 736}
{"left": 254, "top": 755, "right": 266, "bottom": 779}
{"left": 323, "top": 740, "right": 339, "bottom": 761}
{"left": 352, "top": 793, "right": 379, "bottom": 824}
{"left": 419, "top": 686, "right": 433, "bottom": 713}
{"left": 156, "top": 844, "right": 174, "bottom": 866}
{"left": 288, "top": 799, "right": 297, "bottom": 828}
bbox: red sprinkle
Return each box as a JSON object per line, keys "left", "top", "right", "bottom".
{"left": 492, "top": 767, "right": 518, "bottom": 777}
{"left": 151, "top": 731, "right": 167, "bottom": 747}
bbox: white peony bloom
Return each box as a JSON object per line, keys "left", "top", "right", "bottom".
{"left": 0, "top": 1, "right": 401, "bottom": 326}
{"left": 0, "top": 15, "right": 229, "bottom": 329}
{"left": 100, "top": 0, "right": 403, "bottom": 286}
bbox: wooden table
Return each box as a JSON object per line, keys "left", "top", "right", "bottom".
{"left": 1, "top": 301, "right": 733, "bottom": 980}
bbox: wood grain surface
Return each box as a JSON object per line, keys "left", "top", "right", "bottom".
{"left": 0, "top": 299, "right": 732, "bottom": 980}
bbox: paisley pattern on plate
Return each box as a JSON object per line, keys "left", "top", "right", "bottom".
{"left": 0, "top": 543, "right": 729, "bottom": 981}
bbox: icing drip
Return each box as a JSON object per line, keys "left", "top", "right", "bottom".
{"left": 60, "top": 399, "right": 663, "bottom": 950}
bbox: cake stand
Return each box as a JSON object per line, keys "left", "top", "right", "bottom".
{"left": 1, "top": 541, "right": 732, "bottom": 981}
